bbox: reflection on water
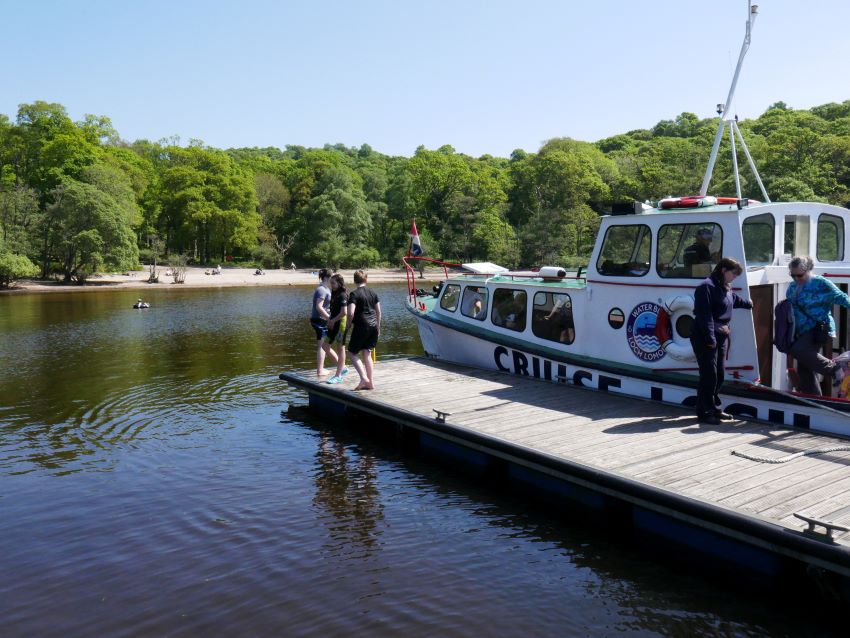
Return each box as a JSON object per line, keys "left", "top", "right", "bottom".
{"left": 0, "top": 285, "right": 841, "bottom": 636}
{"left": 314, "top": 431, "right": 384, "bottom": 558}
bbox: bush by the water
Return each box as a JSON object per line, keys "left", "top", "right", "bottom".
{"left": 0, "top": 252, "right": 39, "bottom": 288}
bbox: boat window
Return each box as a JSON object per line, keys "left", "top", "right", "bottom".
{"left": 742, "top": 214, "right": 775, "bottom": 266}
{"left": 817, "top": 213, "right": 844, "bottom": 262}
{"left": 460, "top": 285, "right": 488, "bottom": 320}
{"left": 532, "top": 292, "right": 574, "bottom": 344}
{"left": 440, "top": 284, "right": 461, "bottom": 312}
{"left": 783, "top": 215, "right": 810, "bottom": 257}
{"left": 657, "top": 222, "right": 723, "bottom": 279}
{"left": 596, "top": 224, "right": 651, "bottom": 277}
{"left": 491, "top": 288, "right": 527, "bottom": 332}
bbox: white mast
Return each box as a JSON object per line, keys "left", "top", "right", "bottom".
{"left": 699, "top": 2, "right": 770, "bottom": 202}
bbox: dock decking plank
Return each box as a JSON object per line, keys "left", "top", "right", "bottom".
{"left": 284, "top": 357, "right": 850, "bottom": 548}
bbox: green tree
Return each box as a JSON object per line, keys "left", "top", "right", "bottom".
{"left": 0, "top": 250, "right": 38, "bottom": 288}
{"left": 47, "top": 179, "right": 139, "bottom": 282}
{"left": 290, "top": 166, "right": 376, "bottom": 267}
{"left": 156, "top": 146, "right": 258, "bottom": 262}
{"left": 255, "top": 172, "right": 290, "bottom": 238}
{"left": 0, "top": 185, "right": 40, "bottom": 256}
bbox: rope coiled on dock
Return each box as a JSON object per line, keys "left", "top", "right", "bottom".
{"left": 731, "top": 445, "right": 850, "bottom": 464}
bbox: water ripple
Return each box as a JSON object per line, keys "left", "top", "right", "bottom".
{"left": 0, "top": 287, "right": 838, "bottom": 637}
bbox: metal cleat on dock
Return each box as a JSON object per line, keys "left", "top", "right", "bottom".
{"left": 433, "top": 409, "right": 451, "bottom": 423}
{"left": 793, "top": 512, "right": 850, "bottom": 543}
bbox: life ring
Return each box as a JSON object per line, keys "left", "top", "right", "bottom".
{"left": 654, "top": 295, "right": 696, "bottom": 361}
{"left": 658, "top": 195, "right": 740, "bottom": 209}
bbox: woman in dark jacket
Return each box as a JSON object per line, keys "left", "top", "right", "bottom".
{"left": 690, "top": 257, "right": 753, "bottom": 424}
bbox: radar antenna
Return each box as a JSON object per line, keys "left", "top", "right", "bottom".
{"left": 699, "top": 2, "right": 771, "bottom": 202}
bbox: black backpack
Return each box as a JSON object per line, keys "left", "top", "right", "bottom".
{"left": 773, "top": 299, "right": 795, "bottom": 353}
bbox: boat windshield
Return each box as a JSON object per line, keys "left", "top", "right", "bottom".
{"left": 657, "top": 222, "right": 722, "bottom": 279}
{"left": 596, "top": 224, "right": 651, "bottom": 277}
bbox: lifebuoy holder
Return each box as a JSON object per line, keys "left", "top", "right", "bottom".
{"left": 655, "top": 295, "right": 696, "bottom": 361}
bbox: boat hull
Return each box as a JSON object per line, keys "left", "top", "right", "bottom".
{"left": 412, "top": 306, "right": 850, "bottom": 438}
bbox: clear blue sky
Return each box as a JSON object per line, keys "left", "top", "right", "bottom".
{"left": 2, "top": 0, "right": 848, "bottom": 157}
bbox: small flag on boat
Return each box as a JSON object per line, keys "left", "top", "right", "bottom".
{"left": 409, "top": 220, "right": 423, "bottom": 257}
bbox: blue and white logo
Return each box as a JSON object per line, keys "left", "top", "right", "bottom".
{"left": 626, "top": 302, "right": 666, "bottom": 362}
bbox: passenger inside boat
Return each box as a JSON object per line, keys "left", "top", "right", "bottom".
{"left": 492, "top": 289, "right": 527, "bottom": 332}
{"left": 684, "top": 228, "right": 720, "bottom": 272}
{"left": 544, "top": 293, "right": 575, "bottom": 343}
{"left": 657, "top": 223, "right": 723, "bottom": 279}
{"left": 461, "top": 286, "right": 488, "bottom": 320}
{"left": 532, "top": 292, "right": 575, "bottom": 345}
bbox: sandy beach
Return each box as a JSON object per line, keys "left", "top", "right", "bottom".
{"left": 3, "top": 266, "right": 438, "bottom": 294}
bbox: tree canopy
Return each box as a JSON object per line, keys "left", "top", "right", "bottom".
{"left": 1, "top": 99, "right": 849, "bottom": 279}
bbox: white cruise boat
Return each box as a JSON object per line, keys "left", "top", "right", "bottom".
{"left": 403, "top": 3, "right": 850, "bottom": 437}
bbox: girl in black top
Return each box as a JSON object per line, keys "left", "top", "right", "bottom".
{"left": 347, "top": 270, "right": 381, "bottom": 390}
{"left": 324, "top": 274, "right": 349, "bottom": 384}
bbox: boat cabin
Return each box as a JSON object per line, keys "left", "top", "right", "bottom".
{"left": 412, "top": 199, "right": 850, "bottom": 397}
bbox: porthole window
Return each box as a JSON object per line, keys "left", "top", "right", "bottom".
{"left": 440, "top": 284, "right": 461, "bottom": 311}
{"left": 532, "top": 292, "right": 575, "bottom": 344}
{"left": 608, "top": 308, "right": 625, "bottom": 329}
{"left": 461, "top": 285, "right": 488, "bottom": 320}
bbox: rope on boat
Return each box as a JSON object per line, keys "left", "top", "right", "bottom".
{"left": 731, "top": 445, "right": 850, "bottom": 464}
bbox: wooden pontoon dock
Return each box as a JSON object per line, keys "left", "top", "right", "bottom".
{"left": 281, "top": 356, "right": 850, "bottom": 601}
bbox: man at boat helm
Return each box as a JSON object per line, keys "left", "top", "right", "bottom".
{"left": 684, "top": 228, "right": 718, "bottom": 274}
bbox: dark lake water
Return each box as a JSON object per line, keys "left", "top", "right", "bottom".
{"left": 0, "top": 284, "right": 842, "bottom": 637}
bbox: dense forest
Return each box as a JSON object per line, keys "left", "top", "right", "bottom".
{"left": 1, "top": 99, "right": 849, "bottom": 285}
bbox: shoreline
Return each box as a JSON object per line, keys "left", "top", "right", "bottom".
{"left": 1, "top": 267, "right": 438, "bottom": 295}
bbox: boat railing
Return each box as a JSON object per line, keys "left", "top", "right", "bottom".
{"left": 482, "top": 266, "right": 588, "bottom": 283}
{"left": 402, "top": 255, "right": 462, "bottom": 308}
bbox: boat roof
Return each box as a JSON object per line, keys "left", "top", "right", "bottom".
{"left": 604, "top": 199, "right": 849, "bottom": 220}
{"left": 461, "top": 262, "right": 510, "bottom": 274}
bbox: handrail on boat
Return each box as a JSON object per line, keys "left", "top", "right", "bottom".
{"left": 402, "top": 255, "right": 462, "bottom": 307}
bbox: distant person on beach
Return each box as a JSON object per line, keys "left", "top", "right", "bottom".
{"left": 786, "top": 255, "right": 850, "bottom": 395}
{"left": 311, "top": 268, "right": 338, "bottom": 377}
{"left": 691, "top": 257, "right": 753, "bottom": 425}
{"left": 346, "top": 270, "right": 381, "bottom": 390}
{"left": 324, "top": 273, "right": 349, "bottom": 384}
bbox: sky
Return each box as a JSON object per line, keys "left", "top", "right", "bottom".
{"left": 2, "top": 0, "right": 848, "bottom": 157}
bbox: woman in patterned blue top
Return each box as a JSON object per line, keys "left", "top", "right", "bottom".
{"left": 787, "top": 256, "right": 850, "bottom": 395}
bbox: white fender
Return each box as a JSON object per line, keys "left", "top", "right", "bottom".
{"left": 663, "top": 295, "right": 696, "bottom": 361}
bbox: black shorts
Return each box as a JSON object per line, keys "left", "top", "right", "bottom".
{"left": 348, "top": 326, "right": 378, "bottom": 354}
{"left": 310, "top": 318, "right": 327, "bottom": 340}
